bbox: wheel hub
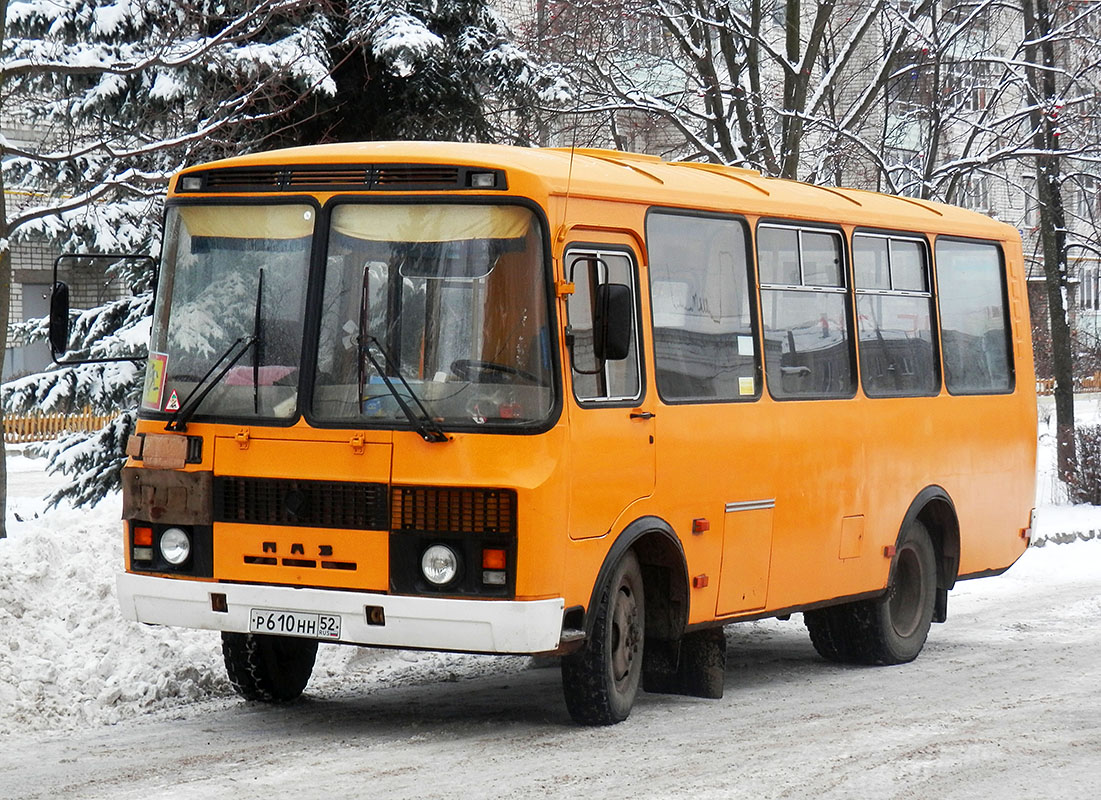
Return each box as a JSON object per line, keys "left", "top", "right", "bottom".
{"left": 610, "top": 587, "right": 640, "bottom": 683}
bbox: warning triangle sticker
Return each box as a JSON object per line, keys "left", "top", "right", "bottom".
{"left": 164, "top": 390, "right": 180, "bottom": 412}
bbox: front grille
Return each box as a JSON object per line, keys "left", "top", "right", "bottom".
{"left": 187, "top": 164, "right": 503, "bottom": 193}
{"left": 390, "top": 487, "right": 516, "bottom": 534}
{"left": 215, "top": 476, "right": 388, "bottom": 530}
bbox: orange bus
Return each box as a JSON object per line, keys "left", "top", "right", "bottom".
{"left": 61, "top": 142, "right": 1035, "bottom": 724}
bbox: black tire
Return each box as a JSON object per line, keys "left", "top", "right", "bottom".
{"left": 561, "top": 550, "right": 645, "bottom": 725}
{"left": 221, "top": 632, "right": 318, "bottom": 702}
{"left": 804, "top": 519, "right": 938, "bottom": 666}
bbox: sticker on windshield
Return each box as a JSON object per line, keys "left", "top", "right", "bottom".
{"left": 142, "top": 352, "right": 169, "bottom": 410}
{"left": 164, "top": 390, "right": 181, "bottom": 412}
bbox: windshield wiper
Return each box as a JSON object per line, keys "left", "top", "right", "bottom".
{"left": 164, "top": 335, "right": 257, "bottom": 432}
{"left": 252, "top": 269, "right": 265, "bottom": 415}
{"left": 362, "top": 336, "right": 448, "bottom": 443}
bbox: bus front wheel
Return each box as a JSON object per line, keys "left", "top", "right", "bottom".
{"left": 221, "top": 632, "right": 318, "bottom": 702}
{"left": 561, "top": 550, "right": 645, "bottom": 725}
{"left": 804, "top": 519, "right": 937, "bottom": 665}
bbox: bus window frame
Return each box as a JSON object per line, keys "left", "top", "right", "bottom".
{"left": 643, "top": 206, "right": 763, "bottom": 405}
{"left": 851, "top": 227, "right": 942, "bottom": 399}
{"left": 141, "top": 194, "right": 325, "bottom": 430}
{"left": 563, "top": 242, "right": 646, "bottom": 408}
{"left": 932, "top": 234, "right": 1016, "bottom": 397}
{"left": 301, "top": 194, "right": 563, "bottom": 436}
{"left": 755, "top": 218, "right": 858, "bottom": 402}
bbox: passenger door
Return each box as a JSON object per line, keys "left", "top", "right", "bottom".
{"left": 563, "top": 244, "right": 656, "bottom": 540}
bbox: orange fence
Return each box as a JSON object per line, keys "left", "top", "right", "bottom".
{"left": 1036, "top": 372, "right": 1101, "bottom": 396}
{"left": 3, "top": 409, "right": 115, "bottom": 443}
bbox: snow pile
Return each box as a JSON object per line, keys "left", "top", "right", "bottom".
{"left": 1032, "top": 504, "right": 1101, "bottom": 546}
{"left": 0, "top": 450, "right": 532, "bottom": 735}
{"left": 0, "top": 482, "right": 229, "bottom": 735}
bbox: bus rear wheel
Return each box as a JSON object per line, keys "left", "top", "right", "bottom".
{"left": 561, "top": 550, "right": 645, "bottom": 725}
{"left": 804, "top": 519, "right": 937, "bottom": 665}
{"left": 221, "top": 632, "right": 318, "bottom": 702}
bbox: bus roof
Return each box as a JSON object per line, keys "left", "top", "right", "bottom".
{"left": 175, "top": 141, "right": 1017, "bottom": 242}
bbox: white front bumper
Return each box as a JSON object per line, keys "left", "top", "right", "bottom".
{"left": 116, "top": 572, "right": 566, "bottom": 654}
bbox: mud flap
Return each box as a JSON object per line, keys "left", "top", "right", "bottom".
{"left": 642, "top": 628, "right": 726, "bottom": 699}
{"left": 933, "top": 586, "right": 948, "bottom": 623}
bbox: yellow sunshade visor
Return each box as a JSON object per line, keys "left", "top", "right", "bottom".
{"left": 331, "top": 204, "right": 532, "bottom": 243}
{"left": 178, "top": 204, "right": 315, "bottom": 240}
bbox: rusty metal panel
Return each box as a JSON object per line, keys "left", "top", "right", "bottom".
{"left": 122, "top": 467, "right": 213, "bottom": 525}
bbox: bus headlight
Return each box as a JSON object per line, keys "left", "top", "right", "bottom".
{"left": 160, "top": 527, "right": 192, "bottom": 566}
{"left": 421, "top": 544, "right": 459, "bottom": 586}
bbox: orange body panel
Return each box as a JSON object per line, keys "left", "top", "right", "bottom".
{"left": 124, "top": 142, "right": 1036, "bottom": 647}
{"left": 214, "top": 523, "right": 389, "bottom": 591}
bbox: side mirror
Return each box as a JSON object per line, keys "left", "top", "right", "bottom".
{"left": 48, "top": 282, "right": 71, "bottom": 359}
{"left": 594, "top": 283, "right": 632, "bottom": 361}
{"left": 49, "top": 253, "right": 155, "bottom": 365}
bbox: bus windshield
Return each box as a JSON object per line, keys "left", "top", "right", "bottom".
{"left": 143, "top": 203, "right": 313, "bottom": 419}
{"left": 313, "top": 203, "right": 554, "bottom": 430}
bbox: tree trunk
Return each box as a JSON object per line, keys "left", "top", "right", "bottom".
{"left": 1024, "top": 0, "right": 1075, "bottom": 482}
{"left": 1, "top": 0, "right": 10, "bottom": 538}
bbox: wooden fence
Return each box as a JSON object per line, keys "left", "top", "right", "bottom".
{"left": 1036, "top": 372, "right": 1101, "bottom": 396}
{"left": 3, "top": 409, "right": 115, "bottom": 443}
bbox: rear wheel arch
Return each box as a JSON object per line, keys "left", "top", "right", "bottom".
{"left": 900, "top": 486, "right": 961, "bottom": 594}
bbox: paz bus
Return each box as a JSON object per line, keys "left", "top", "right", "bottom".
{"left": 53, "top": 142, "right": 1036, "bottom": 725}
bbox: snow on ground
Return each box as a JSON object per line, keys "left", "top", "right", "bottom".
{"left": 1, "top": 398, "right": 1099, "bottom": 743}
{"left": 0, "top": 446, "right": 533, "bottom": 737}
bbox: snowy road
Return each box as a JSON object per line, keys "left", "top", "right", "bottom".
{"left": 1, "top": 537, "right": 1098, "bottom": 800}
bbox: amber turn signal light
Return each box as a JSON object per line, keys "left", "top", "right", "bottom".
{"left": 482, "top": 548, "right": 507, "bottom": 570}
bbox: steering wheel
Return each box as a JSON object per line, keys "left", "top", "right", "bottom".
{"left": 450, "top": 358, "right": 542, "bottom": 386}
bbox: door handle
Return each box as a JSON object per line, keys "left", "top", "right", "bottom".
{"left": 630, "top": 411, "right": 655, "bottom": 420}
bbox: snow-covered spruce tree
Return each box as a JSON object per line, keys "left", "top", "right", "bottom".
{"left": 0, "top": 0, "right": 334, "bottom": 518}
{"left": 1, "top": 0, "right": 565, "bottom": 520}
{"left": 282, "top": 0, "right": 570, "bottom": 146}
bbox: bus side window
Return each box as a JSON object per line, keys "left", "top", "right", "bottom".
{"left": 853, "top": 233, "right": 939, "bottom": 397}
{"left": 646, "top": 211, "right": 759, "bottom": 401}
{"left": 758, "top": 225, "right": 855, "bottom": 399}
{"left": 935, "top": 239, "right": 1014, "bottom": 394}
{"left": 565, "top": 249, "right": 642, "bottom": 402}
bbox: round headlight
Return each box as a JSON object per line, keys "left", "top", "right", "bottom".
{"left": 421, "top": 544, "right": 459, "bottom": 586}
{"left": 160, "top": 527, "right": 191, "bottom": 566}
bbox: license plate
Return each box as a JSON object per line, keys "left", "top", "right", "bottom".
{"left": 249, "top": 608, "right": 341, "bottom": 640}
